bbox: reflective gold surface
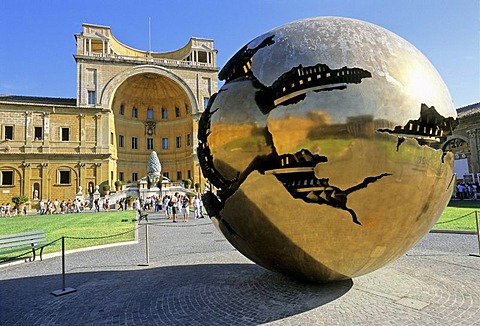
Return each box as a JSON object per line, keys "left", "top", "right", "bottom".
{"left": 198, "top": 17, "right": 457, "bottom": 282}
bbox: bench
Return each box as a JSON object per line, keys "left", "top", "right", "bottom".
{"left": 0, "top": 230, "right": 47, "bottom": 262}
{"left": 137, "top": 209, "right": 148, "bottom": 222}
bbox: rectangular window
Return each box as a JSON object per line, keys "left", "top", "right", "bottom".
{"left": 34, "top": 127, "right": 43, "bottom": 140}
{"left": 119, "top": 104, "right": 125, "bottom": 115}
{"left": 162, "top": 108, "right": 168, "bottom": 119}
{"left": 0, "top": 171, "right": 13, "bottom": 186}
{"left": 59, "top": 170, "right": 71, "bottom": 185}
{"left": 4, "top": 126, "right": 13, "bottom": 140}
{"left": 203, "top": 97, "right": 210, "bottom": 110}
{"left": 119, "top": 172, "right": 124, "bottom": 182}
{"left": 177, "top": 171, "right": 182, "bottom": 181}
{"left": 186, "top": 134, "right": 191, "bottom": 146}
{"left": 119, "top": 135, "right": 124, "bottom": 147}
{"left": 131, "top": 137, "right": 138, "bottom": 149}
{"left": 147, "top": 108, "right": 154, "bottom": 119}
{"left": 147, "top": 138, "right": 154, "bottom": 150}
{"left": 187, "top": 170, "right": 191, "bottom": 179}
{"left": 176, "top": 136, "right": 181, "bottom": 148}
{"left": 132, "top": 107, "right": 138, "bottom": 118}
{"left": 132, "top": 172, "right": 138, "bottom": 182}
{"left": 88, "top": 90, "right": 96, "bottom": 105}
{"left": 185, "top": 104, "right": 190, "bottom": 114}
{"left": 61, "top": 127, "right": 70, "bottom": 141}
{"left": 162, "top": 137, "right": 169, "bottom": 150}
{"left": 175, "top": 106, "right": 180, "bottom": 118}
{"left": 110, "top": 132, "right": 114, "bottom": 145}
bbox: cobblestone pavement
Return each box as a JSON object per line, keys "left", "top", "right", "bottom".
{"left": 0, "top": 212, "right": 479, "bottom": 325}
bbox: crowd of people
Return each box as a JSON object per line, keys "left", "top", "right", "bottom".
{"left": 162, "top": 193, "right": 204, "bottom": 223}
{"left": 0, "top": 192, "right": 206, "bottom": 219}
{"left": 455, "top": 182, "right": 478, "bottom": 200}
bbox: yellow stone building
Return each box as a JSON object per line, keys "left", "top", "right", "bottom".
{"left": 0, "top": 23, "right": 218, "bottom": 210}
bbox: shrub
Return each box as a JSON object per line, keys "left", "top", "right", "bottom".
{"left": 114, "top": 180, "right": 122, "bottom": 186}
{"left": 103, "top": 184, "right": 111, "bottom": 191}
{"left": 12, "top": 195, "right": 28, "bottom": 204}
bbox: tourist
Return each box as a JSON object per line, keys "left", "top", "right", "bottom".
{"left": 0, "top": 203, "right": 5, "bottom": 217}
{"left": 198, "top": 196, "right": 205, "bottom": 218}
{"left": 53, "top": 199, "right": 59, "bottom": 214}
{"left": 39, "top": 200, "right": 45, "bottom": 215}
{"left": 5, "top": 203, "right": 11, "bottom": 217}
{"left": 164, "top": 195, "right": 172, "bottom": 219}
{"left": 193, "top": 195, "right": 201, "bottom": 219}
{"left": 117, "top": 198, "right": 124, "bottom": 211}
{"left": 170, "top": 193, "right": 179, "bottom": 223}
{"left": 94, "top": 198, "right": 100, "bottom": 212}
{"left": 181, "top": 195, "right": 190, "bottom": 222}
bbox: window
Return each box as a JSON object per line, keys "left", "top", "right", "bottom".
{"left": 59, "top": 170, "right": 71, "bottom": 185}
{"left": 119, "top": 104, "right": 125, "bottom": 115}
{"left": 162, "top": 138, "right": 169, "bottom": 150}
{"left": 0, "top": 171, "right": 13, "bottom": 186}
{"left": 132, "top": 106, "right": 138, "bottom": 118}
{"left": 203, "top": 77, "right": 212, "bottom": 94}
{"left": 110, "top": 132, "right": 114, "bottom": 145}
{"left": 132, "top": 173, "right": 138, "bottom": 182}
{"left": 175, "top": 106, "right": 180, "bottom": 118}
{"left": 4, "top": 126, "right": 13, "bottom": 140}
{"left": 186, "top": 134, "right": 191, "bottom": 146}
{"left": 176, "top": 136, "right": 181, "bottom": 148}
{"left": 197, "top": 51, "right": 208, "bottom": 63}
{"left": 147, "top": 108, "right": 154, "bottom": 119}
{"left": 131, "top": 137, "right": 138, "bottom": 149}
{"left": 119, "top": 172, "right": 124, "bottom": 181}
{"left": 185, "top": 104, "right": 190, "bottom": 114}
{"left": 34, "top": 127, "right": 43, "bottom": 140}
{"left": 119, "top": 135, "right": 124, "bottom": 147}
{"left": 88, "top": 91, "right": 96, "bottom": 105}
{"left": 203, "top": 97, "right": 210, "bottom": 110}
{"left": 187, "top": 170, "right": 191, "bottom": 179}
{"left": 61, "top": 128, "right": 70, "bottom": 141}
{"left": 147, "top": 138, "right": 154, "bottom": 150}
{"left": 162, "top": 108, "right": 168, "bottom": 119}
{"left": 177, "top": 171, "right": 182, "bottom": 181}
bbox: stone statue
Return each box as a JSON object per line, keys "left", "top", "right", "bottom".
{"left": 147, "top": 151, "right": 161, "bottom": 189}
{"left": 33, "top": 189, "right": 39, "bottom": 200}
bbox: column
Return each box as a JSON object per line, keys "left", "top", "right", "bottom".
{"left": 467, "top": 129, "right": 479, "bottom": 175}
{"left": 42, "top": 112, "right": 50, "bottom": 148}
{"left": 40, "top": 163, "right": 49, "bottom": 201}
{"left": 21, "top": 162, "right": 30, "bottom": 199}
{"left": 24, "top": 112, "right": 33, "bottom": 148}
{"left": 79, "top": 114, "right": 86, "bottom": 148}
{"left": 94, "top": 114, "right": 102, "bottom": 153}
{"left": 94, "top": 163, "right": 102, "bottom": 186}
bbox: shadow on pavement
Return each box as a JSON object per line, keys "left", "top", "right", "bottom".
{"left": 0, "top": 263, "right": 352, "bottom": 325}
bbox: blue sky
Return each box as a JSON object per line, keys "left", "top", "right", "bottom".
{"left": 0, "top": 0, "right": 478, "bottom": 107}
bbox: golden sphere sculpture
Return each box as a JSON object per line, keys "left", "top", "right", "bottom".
{"left": 198, "top": 17, "right": 457, "bottom": 282}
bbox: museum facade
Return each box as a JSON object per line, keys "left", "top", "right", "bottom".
{"left": 0, "top": 23, "right": 218, "bottom": 208}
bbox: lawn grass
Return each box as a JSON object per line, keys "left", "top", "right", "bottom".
{"left": 433, "top": 200, "right": 480, "bottom": 231}
{"left": 0, "top": 210, "right": 137, "bottom": 261}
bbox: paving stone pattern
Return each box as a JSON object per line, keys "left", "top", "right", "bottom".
{"left": 0, "top": 212, "right": 479, "bottom": 325}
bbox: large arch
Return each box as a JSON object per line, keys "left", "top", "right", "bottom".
{"left": 100, "top": 65, "right": 199, "bottom": 113}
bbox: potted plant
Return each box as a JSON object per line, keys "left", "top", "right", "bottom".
{"left": 125, "top": 195, "right": 136, "bottom": 210}
{"left": 114, "top": 180, "right": 122, "bottom": 191}
{"left": 194, "top": 182, "right": 201, "bottom": 192}
{"left": 12, "top": 195, "right": 28, "bottom": 216}
{"left": 183, "top": 178, "right": 192, "bottom": 189}
{"left": 103, "top": 184, "right": 111, "bottom": 196}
